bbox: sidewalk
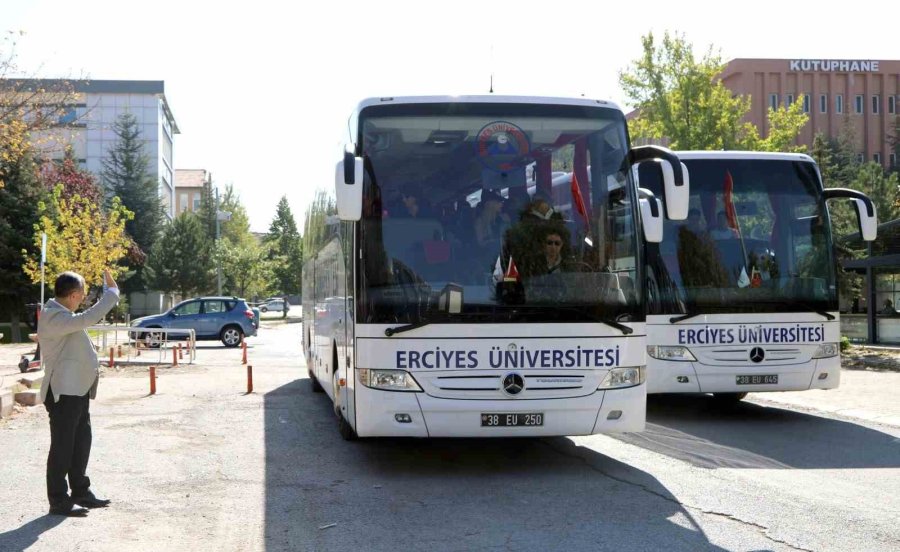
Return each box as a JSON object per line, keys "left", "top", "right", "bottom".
{"left": 749, "top": 369, "right": 900, "bottom": 427}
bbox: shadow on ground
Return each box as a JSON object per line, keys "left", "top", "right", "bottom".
{"left": 261, "top": 379, "right": 733, "bottom": 552}
{"left": 612, "top": 394, "right": 900, "bottom": 469}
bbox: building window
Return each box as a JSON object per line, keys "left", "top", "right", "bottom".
{"left": 192, "top": 194, "right": 201, "bottom": 211}
{"left": 786, "top": 94, "right": 794, "bottom": 108}
{"left": 802, "top": 94, "right": 810, "bottom": 113}
{"left": 769, "top": 94, "right": 779, "bottom": 111}
{"left": 874, "top": 153, "right": 882, "bottom": 164}
{"left": 855, "top": 95, "right": 864, "bottom": 114}
{"left": 857, "top": 153, "right": 864, "bottom": 163}
{"left": 891, "top": 153, "right": 897, "bottom": 168}
{"left": 58, "top": 107, "right": 77, "bottom": 125}
{"left": 820, "top": 94, "right": 827, "bottom": 114}
{"left": 872, "top": 95, "right": 880, "bottom": 115}
{"left": 890, "top": 95, "right": 896, "bottom": 114}
{"left": 836, "top": 94, "right": 843, "bottom": 114}
{"left": 179, "top": 193, "right": 188, "bottom": 213}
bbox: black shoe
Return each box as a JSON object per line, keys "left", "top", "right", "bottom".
{"left": 49, "top": 503, "right": 89, "bottom": 517}
{"left": 72, "top": 492, "right": 111, "bottom": 508}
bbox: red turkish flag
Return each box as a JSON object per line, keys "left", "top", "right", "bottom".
{"left": 571, "top": 170, "right": 589, "bottom": 227}
{"left": 504, "top": 256, "right": 520, "bottom": 282}
{"left": 723, "top": 171, "right": 738, "bottom": 231}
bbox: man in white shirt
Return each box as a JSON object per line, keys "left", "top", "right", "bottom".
{"left": 39, "top": 269, "right": 119, "bottom": 517}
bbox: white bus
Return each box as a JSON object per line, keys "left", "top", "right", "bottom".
{"left": 302, "top": 95, "right": 687, "bottom": 439}
{"left": 637, "top": 151, "right": 877, "bottom": 403}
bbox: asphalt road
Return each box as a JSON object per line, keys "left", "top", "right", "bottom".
{"left": 1, "top": 320, "right": 898, "bottom": 552}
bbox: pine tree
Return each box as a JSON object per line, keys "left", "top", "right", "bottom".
{"left": 196, "top": 178, "right": 218, "bottom": 242}
{"left": 0, "top": 143, "right": 44, "bottom": 342}
{"left": 265, "top": 196, "right": 303, "bottom": 297}
{"left": 100, "top": 112, "right": 164, "bottom": 290}
{"left": 147, "top": 213, "right": 214, "bottom": 298}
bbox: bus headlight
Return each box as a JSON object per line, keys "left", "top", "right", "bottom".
{"left": 812, "top": 343, "right": 839, "bottom": 358}
{"left": 358, "top": 369, "right": 423, "bottom": 392}
{"left": 598, "top": 367, "right": 645, "bottom": 389}
{"left": 647, "top": 345, "right": 696, "bottom": 362}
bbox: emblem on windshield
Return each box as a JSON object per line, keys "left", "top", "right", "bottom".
{"left": 749, "top": 347, "right": 765, "bottom": 363}
{"left": 502, "top": 373, "right": 525, "bottom": 396}
{"left": 476, "top": 121, "right": 530, "bottom": 173}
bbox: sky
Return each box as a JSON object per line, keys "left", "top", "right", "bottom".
{"left": 4, "top": 0, "right": 898, "bottom": 232}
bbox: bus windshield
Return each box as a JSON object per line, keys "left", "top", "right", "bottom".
{"left": 644, "top": 157, "right": 837, "bottom": 315}
{"left": 357, "top": 102, "right": 641, "bottom": 324}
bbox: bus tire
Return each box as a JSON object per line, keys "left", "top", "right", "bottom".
{"left": 309, "top": 370, "right": 324, "bottom": 393}
{"left": 337, "top": 412, "right": 357, "bottom": 441}
{"left": 334, "top": 371, "right": 357, "bottom": 441}
{"left": 712, "top": 392, "right": 747, "bottom": 405}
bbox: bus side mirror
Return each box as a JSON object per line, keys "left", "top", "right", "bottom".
{"left": 639, "top": 196, "right": 663, "bottom": 243}
{"left": 626, "top": 146, "right": 689, "bottom": 221}
{"left": 335, "top": 146, "right": 363, "bottom": 221}
{"left": 855, "top": 199, "right": 877, "bottom": 241}
{"left": 823, "top": 188, "right": 877, "bottom": 241}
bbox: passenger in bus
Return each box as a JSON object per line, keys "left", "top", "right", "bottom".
{"left": 880, "top": 299, "right": 898, "bottom": 316}
{"left": 473, "top": 190, "right": 504, "bottom": 248}
{"left": 538, "top": 229, "right": 572, "bottom": 275}
{"left": 522, "top": 190, "right": 563, "bottom": 222}
{"left": 685, "top": 208, "right": 706, "bottom": 235}
{"left": 710, "top": 211, "right": 739, "bottom": 239}
{"left": 384, "top": 184, "right": 433, "bottom": 218}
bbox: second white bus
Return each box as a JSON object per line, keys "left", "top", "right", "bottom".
{"left": 638, "top": 151, "right": 876, "bottom": 402}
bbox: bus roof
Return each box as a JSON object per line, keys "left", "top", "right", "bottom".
{"left": 673, "top": 150, "right": 815, "bottom": 163}
{"left": 354, "top": 95, "right": 622, "bottom": 113}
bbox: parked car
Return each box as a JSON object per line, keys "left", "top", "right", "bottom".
{"left": 130, "top": 297, "right": 259, "bottom": 347}
{"left": 259, "top": 299, "right": 290, "bottom": 313}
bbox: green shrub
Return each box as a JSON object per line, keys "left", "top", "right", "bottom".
{"left": 840, "top": 336, "right": 851, "bottom": 352}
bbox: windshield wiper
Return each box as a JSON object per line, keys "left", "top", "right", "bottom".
{"left": 525, "top": 306, "right": 634, "bottom": 335}
{"left": 762, "top": 301, "right": 836, "bottom": 321}
{"left": 385, "top": 316, "right": 434, "bottom": 336}
{"left": 671, "top": 304, "right": 835, "bottom": 323}
{"left": 670, "top": 311, "right": 705, "bottom": 324}
{"left": 386, "top": 308, "right": 634, "bottom": 335}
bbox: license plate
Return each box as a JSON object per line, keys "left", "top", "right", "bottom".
{"left": 481, "top": 413, "right": 544, "bottom": 427}
{"left": 736, "top": 375, "right": 778, "bottom": 385}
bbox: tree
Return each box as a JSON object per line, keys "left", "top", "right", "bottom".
{"left": 23, "top": 186, "right": 133, "bottom": 287}
{"left": 218, "top": 183, "right": 252, "bottom": 246}
{"left": 887, "top": 115, "right": 900, "bottom": 174}
{"left": 39, "top": 147, "right": 102, "bottom": 206}
{"left": 0, "top": 126, "right": 43, "bottom": 342}
{"left": 146, "top": 213, "right": 214, "bottom": 298}
{"left": 215, "top": 238, "right": 274, "bottom": 299}
{"left": 265, "top": 196, "right": 303, "bottom": 299}
{"left": 196, "top": 178, "right": 217, "bottom": 242}
{"left": 100, "top": 112, "right": 164, "bottom": 290}
{"left": 619, "top": 31, "right": 808, "bottom": 151}
{"left": 1, "top": 32, "right": 84, "bottom": 188}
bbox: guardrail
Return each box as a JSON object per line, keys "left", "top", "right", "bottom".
{"left": 88, "top": 325, "right": 196, "bottom": 365}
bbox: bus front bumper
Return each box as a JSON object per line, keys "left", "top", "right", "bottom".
{"left": 646, "top": 357, "right": 841, "bottom": 394}
{"left": 353, "top": 383, "right": 646, "bottom": 438}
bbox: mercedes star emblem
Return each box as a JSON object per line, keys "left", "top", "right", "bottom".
{"left": 502, "top": 373, "right": 525, "bottom": 396}
{"left": 749, "top": 347, "right": 765, "bottom": 363}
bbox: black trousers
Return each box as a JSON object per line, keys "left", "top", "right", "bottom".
{"left": 44, "top": 385, "right": 92, "bottom": 507}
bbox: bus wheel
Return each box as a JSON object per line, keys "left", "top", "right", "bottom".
{"left": 309, "top": 370, "right": 324, "bottom": 393}
{"left": 337, "top": 412, "right": 357, "bottom": 441}
{"left": 334, "top": 373, "right": 357, "bottom": 441}
{"left": 712, "top": 392, "right": 747, "bottom": 405}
